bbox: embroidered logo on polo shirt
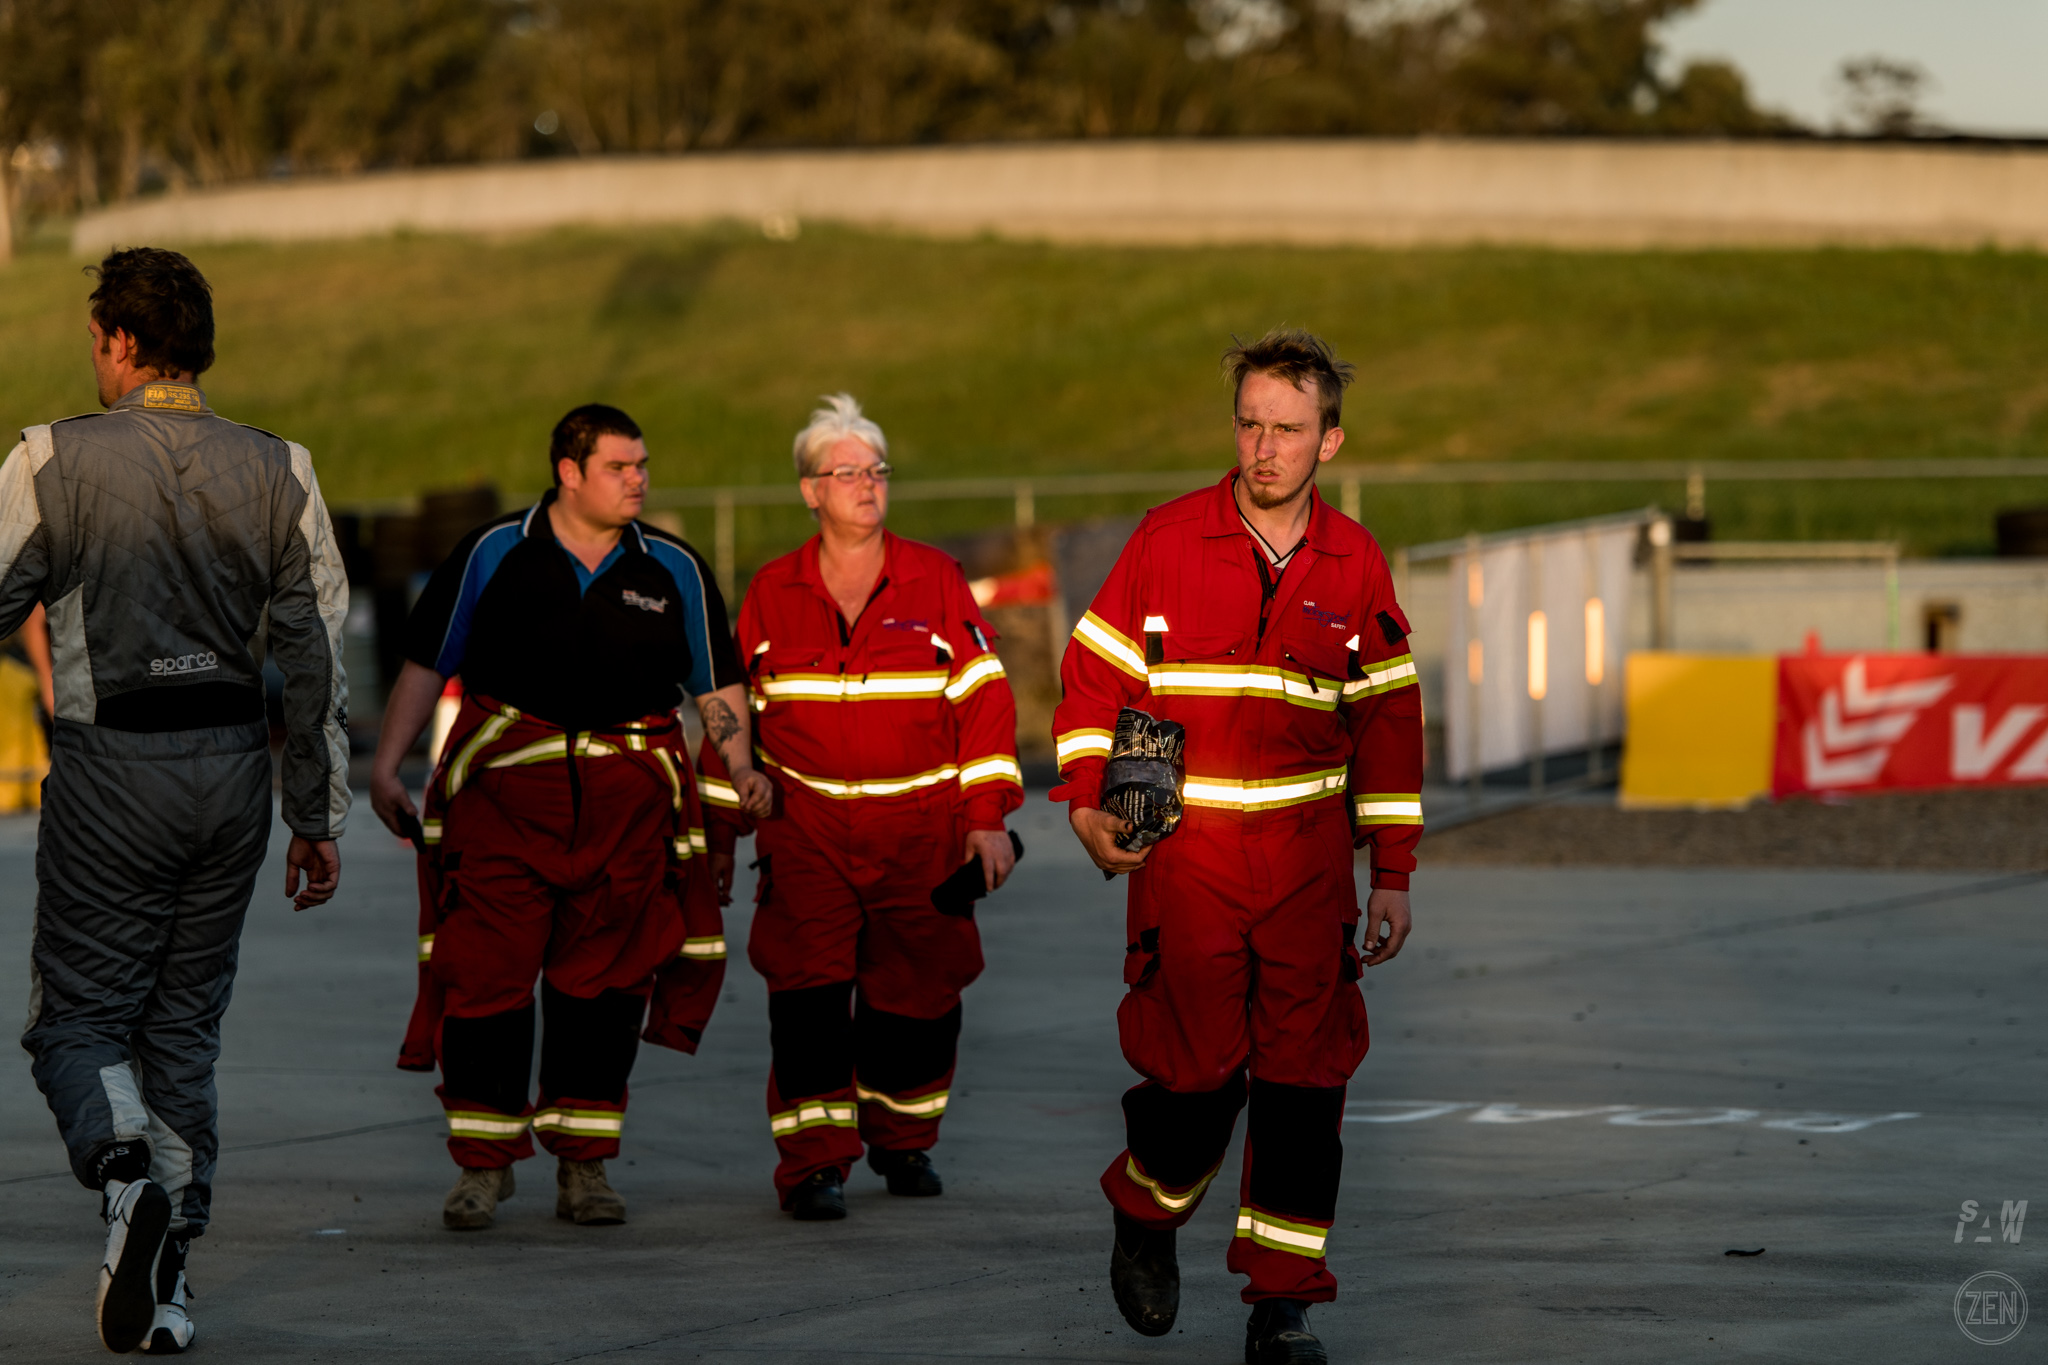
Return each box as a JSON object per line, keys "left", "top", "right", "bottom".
{"left": 142, "top": 383, "right": 203, "bottom": 412}
{"left": 621, "top": 589, "right": 669, "bottom": 613}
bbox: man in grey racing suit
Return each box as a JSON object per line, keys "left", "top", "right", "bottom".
{"left": 1, "top": 247, "right": 349, "bottom": 1355}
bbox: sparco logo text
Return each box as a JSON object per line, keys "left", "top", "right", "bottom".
{"left": 151, "top": 652, "right": 219, "bottom": 676}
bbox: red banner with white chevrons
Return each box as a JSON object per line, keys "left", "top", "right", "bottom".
{"left": 1774, "top": 655, "right": 2048, "bottom": 798}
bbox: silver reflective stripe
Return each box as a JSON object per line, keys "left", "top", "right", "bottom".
{"left": 99, "top": 1062, "right": 148, "bottom": 1140}
{"left": 146, "top": 1106, "right": 196, "bottom": 1229}
{"left": 289, "top": 443, "right": 352, "bottom": 837}
{"left": 0, "top": 432, "right": 47, "bottom": 586}
{"left": 46, "top": 582, "right": 94, "bottom": 723}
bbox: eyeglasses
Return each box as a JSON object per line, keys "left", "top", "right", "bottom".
{"left": 811, "top": 463, "right": 892, "bottom": 485}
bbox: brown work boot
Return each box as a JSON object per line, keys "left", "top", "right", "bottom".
{"left": 556, "top": 1159, "right": 627, "bottom": 1225}
{"left": 442, "top": 1165, "right": 515, "bottom": 1231}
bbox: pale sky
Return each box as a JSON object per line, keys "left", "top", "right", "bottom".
{"left": 1661, "top": 0, "right": 2048, "bottom": 137}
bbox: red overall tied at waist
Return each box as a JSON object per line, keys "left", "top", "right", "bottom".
{"left": 397, "top": 691, "right": 725, "bottom": 1074}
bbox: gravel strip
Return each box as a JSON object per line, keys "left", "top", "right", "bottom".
{"left": 1422, "top": 786, "right": 2048, "bottom": 870}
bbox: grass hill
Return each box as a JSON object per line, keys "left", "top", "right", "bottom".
{"left": 6, "top": 225, "right": 2047, "bottom": 563}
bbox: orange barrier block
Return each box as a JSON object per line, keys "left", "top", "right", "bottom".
{"left": 1619, "top": 653, "right": 1776, "bottom": 809}
{"left": 0, "top": 656, "right": 48, "bottom": 813}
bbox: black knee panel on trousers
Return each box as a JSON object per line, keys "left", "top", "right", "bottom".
{"left": 1246, "top": 1077, "right": 1345, "bottom": 1222}
{"left": 768, "top": 981, "right": 854, "bottom": 1101}
{"left": 441, "top": 1003, "right": 535, "bottom": 1115}
{"left": 854, "top": 999, "right": 961, "bottom": 1095}
{"left": 1124, "top": 1067, "right": 1248, "bottom": 1187}
{"left": 87, "top": 1138, "right": 152, "bottom": 1190}
{"left": 539, "top": 982, "right": 645, "bottom": 1103}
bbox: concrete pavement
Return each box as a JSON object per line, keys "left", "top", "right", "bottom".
{"left": 1, "top": 795, "right": 2042, "bottom": 1362}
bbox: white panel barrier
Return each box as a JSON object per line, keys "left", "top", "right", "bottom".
{"left": 1436, "top": 512, "right": 1652, "bottom": 782}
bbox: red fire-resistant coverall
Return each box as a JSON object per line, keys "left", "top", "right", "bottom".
{"left": 1050, "top": 472, "right": 1423, "bottom": 1304}
{"left": 398, "top": 694, "right": 727, "bottom": 1168}
{"left": 701, "top": 533, "right": 1023, "bottom": 1205}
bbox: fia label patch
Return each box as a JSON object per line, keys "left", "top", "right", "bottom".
{"left": 141, "top": 383, "right": 202, "bottom": 412}
{"left": 621, "top": 588, "right": 668, "bottom": 614}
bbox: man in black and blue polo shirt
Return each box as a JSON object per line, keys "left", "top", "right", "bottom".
{"left": 370, "top": 404, "right": 771, "bottom": 1231}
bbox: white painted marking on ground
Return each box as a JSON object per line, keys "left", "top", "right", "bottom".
{"left": 1342, "top": 1102, "right": 1924, "bottom": 1133}
{"left": 1345, "top": 1101, "right": 1478, "bottom": 1123}
{"left": 1608, "top": 1107, "right": 1760, "bottom": 1127}
{"left": 1468, "top": 1104, "right": 1633, "bottom": 1124}
{"left": 1761, "top": 1111, "right": 1921, "bottom": 1133}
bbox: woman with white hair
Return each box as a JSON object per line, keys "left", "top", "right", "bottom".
{"left": 701, "top": 394, "right": 1023, "bottom": 1220}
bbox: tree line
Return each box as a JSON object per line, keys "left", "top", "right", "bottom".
{"left": 2, "top": 0, "right": 1785, "bottom": 252}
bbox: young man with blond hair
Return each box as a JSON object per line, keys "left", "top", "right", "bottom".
{"left": 1054, "top": 330, "right": 1424, "bottom": 1363}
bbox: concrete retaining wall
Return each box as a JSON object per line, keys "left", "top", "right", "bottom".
{"left": 71, "top": 138, "right": 2048, "bottom": 255}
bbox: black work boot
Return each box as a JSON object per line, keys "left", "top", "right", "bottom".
{"left": 788, "top": 1168, "right": 848, "bottom": 1221}
{"left": 866, "top": 1147, "right": 943, "bottom": 1197}
{"left": 1108, "top": 1211, "right": 1179, "bottom": 1336}
{"left": 1245, "top": 1297, "right": 1327, "bottom": 1364}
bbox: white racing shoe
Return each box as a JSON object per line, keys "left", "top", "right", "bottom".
{"left": 141, "top": 1236, "right": 196, "bottom": 1354}
{"left": 97, "top": 1179, "right": 172, "bottom": 1353}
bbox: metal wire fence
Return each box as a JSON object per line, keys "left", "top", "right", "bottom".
{"left": 640, "top": 458, "right": 2048, "bottom": 597}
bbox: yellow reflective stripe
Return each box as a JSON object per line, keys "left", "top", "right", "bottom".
{"left": 680, "top": 935, "right": 727, "bottom": 959}
{"left": 669, "top": 836, "right": 696, "bottom": 861}
{"left": 944, "top": 654, "right": 1007, "bottom": 702}
{"left": 531, "top": 1108, "right": 623, "bottom": 1135}
{"left": 1182, "top": 766, "right": 1350, "bottom": 812}
{"left": 1123, "top": 1155, "right": 1222, "bottom": 1213}
{"left": 759, "top": 671, "right": 950, "bottom": 701}
{"left": 1234, "top": 1206, "right": 1329, "bottom": 1256}
{"left": 1342, "top": 654, "right": 1418, "bottom": 700}
{"left": 769, "top": 1102, "right": 858, "bottom": 1135}
{"left": 1354, "top": 792, "right": 1424, "bottom": 825}
{"left": 444, "top": 1110, "right": 529, "bottom": 1140}
{"left": 699, "top": 776, "right": 740, "bottom": 809}
{"left": 1056, "top": 729, "right": 1113, "bottom": 762}
{"left": 760, "top": 750, "right": 960, "bottom": 800}
{"left": 687, "top": 826, "right": 708, "bottom": 853}
{"left": 958, "top": 754, "right": 1024, "bottom": 790}
{"left": 1148, "top": 664, "right": 1340, "bottom": 711}
{"left": 420, "top": 819, "right": 443, "bottom": 845}
{"left": 483, "top": 735, "right": 620, "bottom": 769}
{"left": 854, "top": 1084, "right": 949, "bottom": 1116}
{"left": 446, "top": 705, "right": 519, "bottom": 799}
{"left": 417, "top": 934, "right": 435, "bottom": 962}
{"left": 1075, "top": 612, "right": 1148, "bottom": 681}
{"left": 653, "top": 748, "right": 684, "bottom": 811}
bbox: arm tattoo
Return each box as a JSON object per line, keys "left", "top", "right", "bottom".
{"left": 701, "top": 697, "right": 742, "bottom": 747}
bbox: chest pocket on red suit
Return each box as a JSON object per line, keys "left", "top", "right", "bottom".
{"left": 1281, "top": 632, "right": 1350, "bottom": 694}
{"left": 753, "top": 647, "right": 825, "bottom": 691}
{"left": 862, "top": 638, "right": 941, "bottom": 672}
{"left": 1151, "top": 629, "right": 1248, "bottom": 669}
{"left": 756, "top": 645, "right": 824, "bottom": 674}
